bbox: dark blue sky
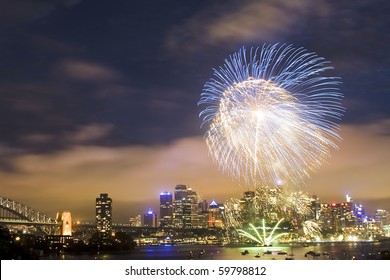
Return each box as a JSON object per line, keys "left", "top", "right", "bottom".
{"left": 1, "top": 0, "right": 389, "bottom": 150}
{"left": 0, "top": 0, "right": 389, "bottom": 221}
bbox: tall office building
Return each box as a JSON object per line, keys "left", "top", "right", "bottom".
{"left": 330, "top": 203, "right": 343, "bottom": 232}
{"left": 144, "top": 209, "right": 158, "bottom": 227}
{"left": 96, "top": 193, "right": 112, "bottom": 240}
{"left": 173, "top": 184, "right": 198, "bottom": 228}
{"left": 188, "top": 189, "right": 199, "bottom": 227}
{"left": 341, "top": 202, "right": 356, "bottom": 227}
{"left": 197, "top": 200, "right": 209, "bottom": 228}
{"left": 239, "top": 191, "right": 256, "bottom": 225}
{"left": 354, "top": 203, "right": 365, "bottom": 225}
{"left": 208, "top": 200, "right": 224, "bottom": 228}
{"left": 309, "top": 195, "right": 321, "bottom": 221}
{"left": 319, "top": 203, "right": 332, "bottom": 231}
{"left": 160, "top": 192, "right": 173, "bottom": 227}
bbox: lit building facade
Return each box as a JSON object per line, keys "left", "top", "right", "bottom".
{"left": 354, "top": 203, "right": 365, "bottom": 225}
{"left": 319, "top": 202, "right": 354, "bottom": 233}
{"left": 160, "top": 192, "right": 173, "bottom": 227}
{"left": 315, "top": 195, "right": 387, "bottom": 239}
{"left": 197, "top": 200, "right": 209, "bottom": 228}
{"left": 239, "top": 191, "right": 255, "bottom": 226}
{"left": 173, "top": 184, "right": 200, "bottom": 228}
{"left": 319, "top": 203, "right": 332, "bottom": 231}
{"left": 55, "top": 211, "right": 72, "bottom": 236}
{"left": 208, "top": 200, "right": 224, "bottom": 228}
{"left": 96, "top": 193, "right": 112, "bottom": 240}
{"left": 374, "top": 209, "right": 389, "bottom": 227}
{"left": 144, "top": 209, "right": 157, "bottom": 227}
{"left": 309, "top": 195, "right": 321, "bottom": 220}
{"left": 129, "top": 215, "right": 142, "bottom": 227}
{"left": 188, "top": 189, "right": 199, "bottom": 227}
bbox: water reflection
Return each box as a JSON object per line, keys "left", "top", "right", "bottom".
{"left": 61, "top": 241, "right": 390, "bottom": 260}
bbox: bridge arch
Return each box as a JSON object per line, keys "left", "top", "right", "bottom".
{"left": 0, "top": 196, "right": 57, "bottom": 234}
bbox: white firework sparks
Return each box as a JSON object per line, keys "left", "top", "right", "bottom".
{"left": 302, "top": 220, "right": 322, "bottom": 240}
{"left": 223, "top": 186, "right": 312, "bottom": 229}
{"left": 199, "top": 44, "right": 344, "bottom": 186}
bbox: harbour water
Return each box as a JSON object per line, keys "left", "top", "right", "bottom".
{"left": 58, "top": 240, "right": 390, "bottom": 260}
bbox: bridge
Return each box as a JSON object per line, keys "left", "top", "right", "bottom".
{"left": 0, "top": 196, "right": 58, "bottom": 235}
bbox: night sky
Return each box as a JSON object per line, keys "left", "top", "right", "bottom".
{"left": 1, "top": 0, "right": 389, "bottom": 222}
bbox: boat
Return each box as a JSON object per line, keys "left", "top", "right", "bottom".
{"left": 241, "top": 250, "right": 249, "bottom": 255}
{"left": 188, "top": 251, "right": 194, "bottom": 259}
{"left": 198, "top": 249, "right": 205, "bottom": 256}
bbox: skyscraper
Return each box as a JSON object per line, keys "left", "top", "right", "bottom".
{"left": 96, "top": 193, "right": 112, "bottom": 240}
{"left": 354, "top": 203, "right": 365, "bottom": 225}
{"left": 160, "top": 192, "right": 173, "bottom": 227}
{"left": 208, "top": 200, "right": 224, "bottom": 228}
{"left": 309, "top": 195, "right": 321, "bottom": 221}
{"left": 173, "top": 184, "right": 189, "bottom": 228}
{"left": 173, "top": 184, "right": 198, "bottom": 228}
{"left": 240, "top": 191, "right": 255, "bottom": 225}
{"left": 144, "top": 209, "right": 158, "bottom": 227}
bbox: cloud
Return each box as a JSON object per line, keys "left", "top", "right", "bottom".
{"left": 1, "top": 120, "right": 389, "bottom": 222}
{"left": 0, "top": 143, "right": 24, "bottom": 157}
{"left": 166, "top": 0, "right": 329, "bottom": 52}
{"left": 308, "top": 119, "right": 390, "bottom": 203}
{"left": 22, "top": 134, "right": 55, "bottom": 144}
{"left": 29, "top": 34, "right": 76, "bottom": 54}
{"left": 18, "top": 123, "right": 114, "bottom": 150}
{"left": 0, "top": 0, "right": 81, "bottom": 26}
{"left": 0, "top": 137, "right": 238, "bottom": 221}
{"left": 58, "top": 59, "right": 121, "bottom": 81}
{"left": 64, "top": 123, "right": 114, "bottom": 143}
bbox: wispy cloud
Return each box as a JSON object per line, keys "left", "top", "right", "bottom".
{"left": 1, "top": 137, "right": 238, "bottom": 221}
{"left": 58, "top": 59, "right": 121, "bottom": 81}
{"left": 64, "top": 123, "right": 114, "bottom": 143}
{"left": 166, "top": 0, "right": 329, "bottom": 52}
{"left": 0, "top": 0, "right": 81, "bottom": 26}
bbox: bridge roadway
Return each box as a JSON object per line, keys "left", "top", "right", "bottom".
{"left": 0, "top": 218, "right": 223, "bottom": 236}
{"left": 0, "top": 218, "right": 58, "bottom": 226}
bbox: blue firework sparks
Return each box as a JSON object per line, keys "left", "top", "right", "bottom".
{"left": 198, "top": 44, "right": 344, "bottom": 186}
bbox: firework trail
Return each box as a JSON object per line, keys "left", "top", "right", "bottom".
{"left": 236, "top": 219, "right": 288, "bottom": 246}
{"left": 199, "top": 44, "right": 344, "bottom": 186}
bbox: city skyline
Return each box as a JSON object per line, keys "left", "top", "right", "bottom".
{"left": 1, "top": 185, "right": 387, "bottom": 224}
{"left": 0, "top": 1, "right": 389, "bottom": 223}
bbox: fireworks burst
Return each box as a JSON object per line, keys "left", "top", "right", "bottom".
{"left": 223, "top": 186, "right": 312, "bottom": 229}
{"left": 302, "top": 220, "right": 322, "bottom": 240}
{"left": 199, "top": 44, "right": 344, "bottom": 186}
{"left": 237, "top": 219, "right": 288, "bottom": 246}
